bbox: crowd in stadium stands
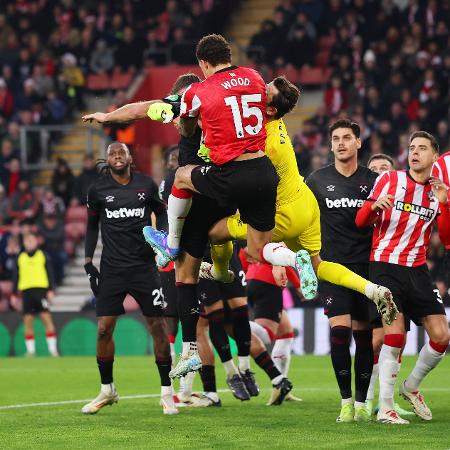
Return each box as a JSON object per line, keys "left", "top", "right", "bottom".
{"left": 0, "top": 0, "right": 448, "bottom": 311}
{"left": 248, "top": 0, "right": 450, "bottom": 172}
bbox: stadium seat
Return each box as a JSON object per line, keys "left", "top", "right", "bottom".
{"left": 0, "top": 280, "right": 13, "bottom": 300}
{"left": 299, "top": 67, "right": 330, "bottom": 86}
{"left": 111, "top": 72, "right": 133, "bottom": 90}
{"left": 318, "top": 35, "right": 336, "bottom": 51}
{"left": 274, "top": 66, "right": 300, "bottom": 84}
{"left": 64, "top": 222, "right": 85, "bottom": 243}
{"left": 86, "top": 74, "right": 110, "bottom": 91}
{"left": 65, "top": 206, "right": 87, "bottom": 224}
{"left": 315, "top": 51, "right": 330, "bottom": 69}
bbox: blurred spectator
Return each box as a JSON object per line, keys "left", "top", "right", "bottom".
{"left": 39, "top": 187, "right": 65, "bottom": 219}
{"left": 247, "top": 20, "right": 280, "bottom": 65}
{"left": 114, "top": 27, "right": 143, "bottom": 73}
{"left": 171, "top": 28, "right": 196, "bottom": 65}
{"left": 89, "top": 40, "right": 114, "bottom": 74}
{"left": 0, "top": 184, "right": 9, "bottom": 225}
{"left": 14, "top": 78, "right": 41, "bottom": 113}
{"left": 59, "top": 53, "right": 85, "bottom": 111}
{"left": 38, "top": 214, "right": 66, "bottom": 286}
{"left": 143, "top": 29, "right": 166, "bottom": 66}
{"left": 1, "top": 233, "right": 21, "bottom": 280}
{"left": 31, "top": 63, "right": 54, "bottom": 98}
{"left": 51, "top": 158, "right": 74, "bottom": 207}
{"left": 73, "top": 155, "right": 99, "bottom": 205}
{"left": 0, "top": 77, "right": 14, "bottom": 120}
{"left": 7, "top": 178, "right": 40, "bottom": 223}
{"left": 4, "top": 158, "right": 22, "bottom": 196}
{"left": 285, "top": 27, "right": 313, "bottom": 68}
{"left": 44, "top": 91, "right": 66, "bottom": 124}
{"left": 4, "top": 121, "right": 21, "bottom": 151}
{"left": 436, "top": 121, "right": 450, "bottom": 152}
{"left": 324, "top": 76, "right": 347, "bottom": 115}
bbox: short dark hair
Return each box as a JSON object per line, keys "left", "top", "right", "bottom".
{"left": 170, "top": 73, "right": 201, "bottom": 95}
{"left": 367, "top": 153, "right": 394, "bottom": 167}
{"left": 269, "top": 76, "right": 300, "bottom": 119}
{"left": 107, "top": 142, "right": 130, "bottom": 155}
{"left": 329, "top": 119, "right": 360, "bottom": 138}
{"left": 196, "top": 34, "right": 231, "bottom": 67}
{"left": 409, "top": 130, "right": 439, "bottom": 154}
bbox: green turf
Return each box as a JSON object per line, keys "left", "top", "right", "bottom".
{"left": 1, "top": 355, "right": 450, "bottom": 449}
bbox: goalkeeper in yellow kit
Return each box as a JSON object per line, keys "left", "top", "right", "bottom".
{"left": 201, "top": 77, "right": 396, "bottom": 324}
{"left": 147, "top": 76, "right": 397, "bottom": 324}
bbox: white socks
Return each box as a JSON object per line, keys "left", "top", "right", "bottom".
{"left": 169, "top": 342, "right": 176, "bottom": 368}
{"left": 272, "top": 337, "right": 293, "bottom": 377}
{"left": 167, "top": 194, "right": 192, "bottom": 249}
{"left": 161, "top": 385, "right": 172, "bottom": 397}
{"left": 179, "top": 371, "right": 196, "bottom": 397}
{"left": 223, "top": 359, "right": 238, "bottom": 377}
{"left": 366, "top": 361, "right": 378, "bottom": 401}
{"left": 262, "top": 243, "right": 296, "bottom": 268}
{"left": 25, "top": 336, "right": 35, "bottom": 355}
{"left": 378, "top": 344, "right": 401, "bottom": 411}
{"left": 182, "top": 341, "right": 197, "bottom": 356}
{"left": 101, "top": 382, "right": 116, "bottom": 394}
{"left": 46, "top": 334, "right": 58, "bottom": 355}
{"left": 405, "top": 343, "right": 445, "bottom": 392}
{"left": 238, "top": 356, "right": 250, "bottom": 372}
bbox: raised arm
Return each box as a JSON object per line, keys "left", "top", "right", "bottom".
{"left": 82, "top": 100, "right": 159, "bottom": 124}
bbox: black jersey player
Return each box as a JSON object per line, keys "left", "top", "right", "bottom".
{"left": 306, "top": 119, "right": 378, "bottom": 423}
{"left": 81, "top": 142, "right": 178, "bottom": 416}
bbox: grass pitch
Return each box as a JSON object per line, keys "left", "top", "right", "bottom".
{"left": 1, "top": 355, "right": 450, "bottom": 449}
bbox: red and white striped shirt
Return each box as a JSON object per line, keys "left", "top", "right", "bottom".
{"left": 431, "top": 151, "right": 450, "bottom": 249}
{"left": 366, "top": 170, "right": 439, "bottom": 267}
{"left": 431, "top": 150, "right": 450, "bottom": 188}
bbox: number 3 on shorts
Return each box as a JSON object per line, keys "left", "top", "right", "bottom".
{"left": 433, "top": 288, "right": 443, "bottom": 304}
{"left": 224, "top": 94, "right": 263, "bottom": 138}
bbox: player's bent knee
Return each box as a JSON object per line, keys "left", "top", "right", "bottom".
{"left": 97, "top": 326, "right": 114, "bottom": 341}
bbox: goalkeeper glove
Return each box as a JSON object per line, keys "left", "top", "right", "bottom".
{"left": 147, "top": 102, "right": 174, "bottom": 123}
{"left": 197, "top": 143, "right": 211, "bottom": 163}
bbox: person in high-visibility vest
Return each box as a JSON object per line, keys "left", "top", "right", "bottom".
{"left": 11, "top": 232, "right": 58, "bottom": 357}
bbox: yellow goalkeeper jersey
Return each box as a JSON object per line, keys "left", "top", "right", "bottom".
{"left": 265, "top": 118, "right": 305, "bottom": 206}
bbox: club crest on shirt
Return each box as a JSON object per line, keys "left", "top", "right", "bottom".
{"left": 137, "top": 192, "right": 146, "bottom": 201}
{"left": 105, "top": 195, "right": 114, "bottom": 203}
{"left": 359, "top": 184, "right": 368, "bottom": 193}
{"left": 427, "top": 190, "right": 435, "bottom": 201}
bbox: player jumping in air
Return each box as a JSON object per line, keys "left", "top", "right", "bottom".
{"left": 203, "top": 79, "right": 397, "bottom": 326}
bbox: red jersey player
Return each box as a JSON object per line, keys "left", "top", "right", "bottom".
{"left": 144, "top": 34, "right": 316, "bottom": 379}
{"left": 356, "top": 131, "right": 450, "bottom": 425}
{"left": 431, "top": 150, "right": 450, "bottom": 285}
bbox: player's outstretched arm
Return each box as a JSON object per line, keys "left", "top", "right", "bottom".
{"left": 82, "top": 100, "right": 160, "bottom": 124}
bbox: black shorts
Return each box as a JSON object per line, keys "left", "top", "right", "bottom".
{"left": 191, "top": 156, "right": 279, "bottom": 232}
{"left": 369, "top": 261, "right": 446, "bottom": 326}
{"left": 22, "top": 288, "right": 50, "bottom": 315}
{"left": 96, "top": 264, "right": 164, "bottom": 317}
{"left": 198, "top": 276, "right": 246, "bottom": 307}
{"left": 247, "top": 280, "right": 283, "bottom": 323}
{"left": 180, "top": 193, "right": 236, "bottom": 259}
{"left": 320, "top": 263, "right": 370, "bottom": 321}
{"left": 159, "top": 267, "right": 178, "bottom": 318}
